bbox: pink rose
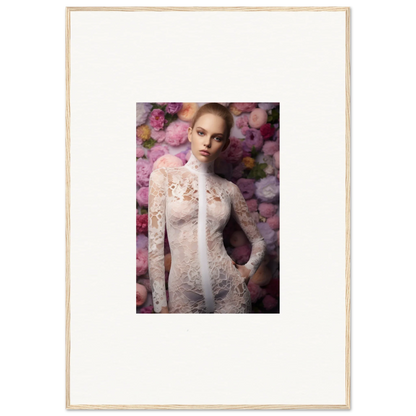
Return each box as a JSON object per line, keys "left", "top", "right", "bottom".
{"left": 136, "top": 187, "right": 149, "bottom": 207}
{"left": 266, "top": 215, "right": 279, "bottom": 230}
{"left": 248, "top": 108, "right": 268, "bottom": 129}
{"left": 262, "top": 294, "right": 278, "bottom": 311}
{"left": 258, "top": 203, "right": 277, "bottom": 218}
{"left": 136, "top": 283, "right": 148, "bottom": 306}
{"left": 246, "top": 199, "right": 258, "bottom": 212}
{"left": 136, "top": 249, "right": 148, "bottom": 276}
{"left": 260, "top": 123, "right": 276, "bottom": 140}
{"left": 149, "top": 109, "right": 167, "bottom": 131}
{"left": 247, "top": 281, "right": 267, "bottom": 303}
{"left": 153, "top": 154, "right": 183, "bottom": 169}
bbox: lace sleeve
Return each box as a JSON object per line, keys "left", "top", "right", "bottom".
{"left": 148, "top": 168, "right": 168, "bottom": 313}
{"left": 230, "top": 183, "right": 267, "bottom": 278}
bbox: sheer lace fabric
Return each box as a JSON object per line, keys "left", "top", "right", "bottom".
{"left": 148, "top": 152, "right": 267, "bottom": 313}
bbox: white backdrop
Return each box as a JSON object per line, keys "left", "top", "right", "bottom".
{"left": 70, "top": 9, "right": 345, "bottom": 406}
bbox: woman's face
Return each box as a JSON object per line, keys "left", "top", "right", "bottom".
{"left": 188, "top": 113, "right": 230, "bottom": 163}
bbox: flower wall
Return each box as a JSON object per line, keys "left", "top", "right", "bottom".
{"left": 136, "top": 103, "right": 280, "bottom": 313}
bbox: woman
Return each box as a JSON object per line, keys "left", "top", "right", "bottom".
{"left": 148, "top": 103, "right": 267, "bottom": 313}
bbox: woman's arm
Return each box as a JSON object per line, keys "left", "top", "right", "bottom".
{"left": 148, "top": 168, "right": 169, "bottom": 313}
{"left": 230, "top": 182, "right": 267, "bottom": 280}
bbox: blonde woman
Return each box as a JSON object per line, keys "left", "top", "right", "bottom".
{"left": 148, "top": 103, "right": 266, "bottom": 313}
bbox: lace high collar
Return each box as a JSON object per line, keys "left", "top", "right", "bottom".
{"left": 184, "top": 151, "right": 215, "bottom": 175}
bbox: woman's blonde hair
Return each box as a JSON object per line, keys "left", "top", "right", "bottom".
{"left": 189, "top": 103, "right": 234, "bottom": 142}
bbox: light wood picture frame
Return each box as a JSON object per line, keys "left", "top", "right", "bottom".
{"left": 66, "top": 6, "right": 350, "bottom": 409}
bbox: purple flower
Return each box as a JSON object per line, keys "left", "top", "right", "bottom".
{"left": 256, "top": 222, "right": 277, "bottom": 245}
{"left": 165, "top": 103, "right": 183, "bottom": 114}
{"left": 242, "top": 128, "right": 264, "bottom": 152}
{"left": 236, "top": 178, "right": 256, "bottom": 200}
{"left": 174, "top": 152, "right": 187, "bottom": 164}
{"left": 258, "top": 103, "right": 278, "bottom": 111}
{"left": 147, "top": 144, "right": 170, "bottom": 164}
{"left": 136, "top": 159, "right": 153, "bottom": 187}
{"left": 136, "top": 234, "right": 149, "bottom": 250}
{"left": 136, "top": 103, "right": 152, "bottom": 127}
{"left": 255, "top": 176, "right": 279, "bottom": 203}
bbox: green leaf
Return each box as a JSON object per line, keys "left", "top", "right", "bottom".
{"left": 142, "top": 138, "right": 157, "bottom": 149}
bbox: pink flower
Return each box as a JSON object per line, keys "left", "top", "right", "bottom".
{"left": 165, "top": 120, "right": 189, "bottom": 146}
{"left": 230, "top": 230, "right": 249, "bottom": 248}
{"left": 136, "top": 214, "right": 148, "bottom": 235}
{"left": 236, "top": 114, "right": 249, "bottom": 130}
{"left": 149, "top": 109, "right": 167, "bottom": 131}
{"left": 136, "top": 283, "right": 148, "bottom": 306}
{"left": 258, "top": 203, "right": 277, "bottom": 218}
{"left": 136, "top": 249, "right": 148, "bottom": 276}
{"left": 219, "top": 136, "right": 243, "bottom": 165}
{"left": 177, "top": 103, "right": 199, "bottom": 122}
{"left": 136, "top": 187, "right": 149, "bottom": 207}
{"left": 262, "top": 294, "right": 278, "bottom": 311}
{"left": 153, "top": 154, "right": 183, "bottom": 169}
{"left": 264, "top": 277, "right": 279, "bottom": 298}
{"left": 262, "top": 141, "right": 279, "bottom": 156}
{"left": 248, "top": 108, "right": 268, "bottom": 129}
{"left": 136, "top": 159, "right": 153, "bottom": 187}
{"left": 266, "top": 215, "right": 279, "bottom": 230}
{"left": 232, "top": 244, "right": 251, "bottom": 264}
{"left": 136, "top": 147, "right": 145, "bottom": 158}
{"left": 147, "top": 144, "right": 170, "bottom": 164}
{"left": 247, "top": 281, "right": 267, "bottom": 303}
{"left": 151, "top": 128, "right": 166, "bottom": 143}
{"left": 236, "top": 178, "right": 256, "bottom": 199}
{"left": 139, "top": 305, "right": 154, "bottom": 313}
{"left": 246, "top": 199, "right": 258, "bottom": 212}
{"left": 260, "top": 123, "right": 276, "bottom": 140}
{"left": 233, "top": 103, "right": 257, "bottom": 113}
{"left": 232, "top": 163, "right": 245, "bottom": 180}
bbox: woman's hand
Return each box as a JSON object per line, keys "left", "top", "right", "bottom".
{"left": 232, "top": 260, "right": 251, "bottom": 285}
{"left": 159, "top": 306, "right": 169, "bottom": 313}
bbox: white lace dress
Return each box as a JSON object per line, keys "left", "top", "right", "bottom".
{"left": 148, "top": 152, "right": 267, "bottom": 313}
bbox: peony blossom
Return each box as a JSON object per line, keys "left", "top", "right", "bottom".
{"left": 136, "top": 102, "right": 152, "bottom": 127}
{"left": 149, "top": 109, "right": 167, "bottom": 131}
{"left": 136, "top": 124, "right": 151, "bottom": 141}
{"left": 136, "top": 159, "right": 153, "bottom": 187}
{"left": 147, "top": 144, "right": 170, "bottom": 164}
{"left": 150, "top": 128, "right": 166, "bottom": 143}
{"left": 231, "top": 244, "right": 251, "bottom": 264}
{"left": 153, "top": 154, "right": 183, "bottom": 169}
{"left": 136, "top": 234, "right": 149, "bottom": 250}
{"left": 242, "top": 128, "right": 264, "bottom": 152}
{"left": 255, "top": 176, "right": 279, "bottom": 203}
{"left": 165, "top": 103, "right": 183, "bottom": 114}
{"left": 236, "top": 178, "right": 256, "bottom": 200}
{"left": 136, "top": 187, "right": 149, "bottom": 207}
{"left": 246, "top": 198, "right": 258, "bottom": 212}
{"left": 165, "top": 120, "right": 189, "bottom": 146}
{"left": 256, "top": 222, "right": 277, "bottom": 246}
{"left": 262, "top": 140, "right": 279, "bottom": 156}
{"left": 177, "top": 103, "right": 199, "bottom": 122}
{"left": 258, "top": 203, "right": 277, "bottom": 218}
{"left": 248, "top": 108, "right": 268, "bottom": 129}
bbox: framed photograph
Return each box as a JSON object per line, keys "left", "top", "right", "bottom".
{"left": 66, "top": 6, "right": 350, "bottom": 409}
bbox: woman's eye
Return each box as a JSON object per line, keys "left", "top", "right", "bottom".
{"left": 215, "top": 137, "right": 223, "bottom": 141}
{"left": 197, "top": 131, "right": 204, "bottom": 136}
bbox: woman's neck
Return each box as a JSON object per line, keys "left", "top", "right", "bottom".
{"left": 184, "top": 150, "right": 215, "bottom": 174}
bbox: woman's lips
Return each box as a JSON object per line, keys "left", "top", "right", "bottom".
{"left": 200, "top": 150, "right": 210, "bottom": 156}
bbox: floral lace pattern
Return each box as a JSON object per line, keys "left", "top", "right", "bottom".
{"left": 148, "top": 152, "right": 267, "bottom": 313}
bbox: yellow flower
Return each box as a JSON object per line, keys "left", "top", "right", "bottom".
{"left": 242, "top": 157, "right": 255, "bottom": 169}
{"left": 136, "top": 124, "right": 151, "bottom": 141}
